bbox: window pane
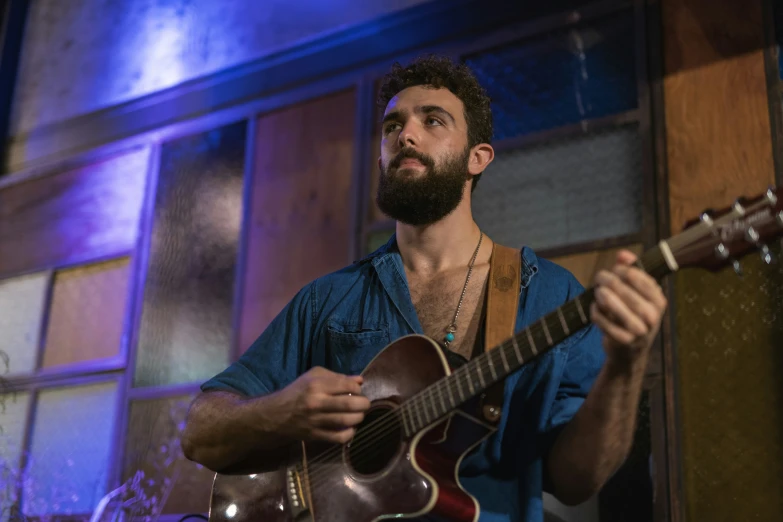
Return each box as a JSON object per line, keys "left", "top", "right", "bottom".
{"left": 472, "top": 124, "right": 643, "bottom": 251}
{"left": 23, "top": 381, "right": 118, "bottom": 517}
{"left": 42, "top": 257, "right": 130, "bottom": 369}
{"left": 134, "top": 122, "right": 246, "bottom": 386}
{"left": 0, "top": 147, "right": 150, "bottom": 279}
{"left": 123, "top": 395, "right": 213, "bottom": 517}
{"left": 0, "top": 273, "right": 48, "bottom": 376}
{"left": 464, "top": 9, "right": 637, "bottom": 141}
{"left": 0, "top": 392, "right": 31, "bottom": 521}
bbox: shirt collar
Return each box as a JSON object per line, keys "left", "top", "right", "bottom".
{"left": 355, "top": 232, "right": 539, "bottom": 289}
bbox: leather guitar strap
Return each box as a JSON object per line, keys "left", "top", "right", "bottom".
{"left": 481, "top": 242, "right": 521, "bottom": 424}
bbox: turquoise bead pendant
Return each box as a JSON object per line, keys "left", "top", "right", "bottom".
{"left": 444, "top": 325, "right": 457, "bottom": 347}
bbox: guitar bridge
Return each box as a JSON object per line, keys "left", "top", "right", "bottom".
{"left": 286, "top": 466, "right": 308, "bottom": 516}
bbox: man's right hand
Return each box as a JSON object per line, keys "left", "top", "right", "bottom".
{"left": 276, "top": 367, "right": 371, "bottom": 445}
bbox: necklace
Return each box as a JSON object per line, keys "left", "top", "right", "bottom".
{"left": 443, "top": 230, "right": 484, "bottom": 349}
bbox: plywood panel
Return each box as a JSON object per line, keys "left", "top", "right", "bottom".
{"left": 0, "top": 147, "right": 149, "bottom": 279}
{"left": 550, "top": 243, "right": 645, "bottom": 289}
{"left": 661, "top": 0, "right": 783, "bottom": 520}
{"left": 42, "top": 257, "right": 130, "bottom": 369}
{"left": 663, "top": 0, "right": 775, "bottom": 233}
{"left": 241, "top": 89, "right": 356, "bottom": 351}
{"left": 368, "top": 81, "right": 385, "bottom": 224}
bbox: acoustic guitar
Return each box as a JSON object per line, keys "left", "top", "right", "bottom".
{"left": 206, "top": 186, "right": 783, "bottom": 522}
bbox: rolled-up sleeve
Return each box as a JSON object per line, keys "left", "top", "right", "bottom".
{"left": 541, "top": 279, "right": 606, "bottom": 493}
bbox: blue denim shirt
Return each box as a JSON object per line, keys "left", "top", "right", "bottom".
{"left": 201, "top": 235, "right": 606, "bottom": 522}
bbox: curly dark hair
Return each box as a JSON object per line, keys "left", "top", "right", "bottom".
{"left": 377, "top": 55, "right": 493, "bottom": 191}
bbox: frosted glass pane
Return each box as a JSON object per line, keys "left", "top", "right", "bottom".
{"left": 134, "top": 122, "right": 245, "bottom": 386}
{"left": 42, "top": 257, "right": 130, "bottom": 369}
{"left": 0, "top": 392, "right": 31, "bottom": 521}
{"left": 0, "top": 272, "right": 48, "bottom": 376}
{"left": 23, "top": 381, "right": 118, "bottom": 517}
{"left": 473, "top": 124, "right": 643, "bottom": 251}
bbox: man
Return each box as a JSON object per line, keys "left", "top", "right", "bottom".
{"left": 181, "top": 56, "right": 667, "bottom": 521}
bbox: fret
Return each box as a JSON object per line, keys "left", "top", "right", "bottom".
{"left": 475, "top": 361, "right": 486, "bottom": 388}
{"left": 400, "top": 407, "right": 411, "bottom": 436}
{"left": 435, "top": 383, "right": 447, "bottom": 412}
{"left": 487, "top": 353, "right": 498, "bottom": 380}
{"left": 426, "top": 388, "right": 437, "bottom": 418}
{"left": 499, "top": 343, "right": 510, "bottom": 372}
{"left": 526, "top": 328, "right": 538, "bottom": 355}
{"left": 540, "top": 318, "right": 553, "bottom": 345}
{"left": 424, "top": 392, "right": 438, "bottom": 422}
{"left": 454, "top": 370, "right": 466, "bottom": 400}
{"left": 575, "top": 296, "right": 587, "bottom": 323}
{"left": 413, "top": 402, "right": 424, "bottom": 429}
{"left": 556, "top": 307, "right": 569, "bottom": 334}
{"left": 511, "top": 335, "right": 523, "bottom": 364}
{"left": 445, "top": 379, "right": 456, "bottom": 407}
{"left": 465, "top": 367, "right": 475, "bottom": 394}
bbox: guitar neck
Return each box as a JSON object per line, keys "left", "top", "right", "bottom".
{"left": 399, "top": 243, "right": 673, "bottom": 437}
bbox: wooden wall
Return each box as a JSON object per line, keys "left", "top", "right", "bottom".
{"left": 240, "top": 89, "right": 357, "bottom": 351}
{"left": 661, "top": 0, "right": 783, "bottom": 520}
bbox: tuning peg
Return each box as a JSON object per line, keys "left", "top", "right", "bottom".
{"left": 760, "top": 244, "right": 775, "bottom": 265}
{"left": 731, "top": 259, "right": 743, "bottom": 277}
{"left": 745, "top": 226, "right": 760, "bottom": 244}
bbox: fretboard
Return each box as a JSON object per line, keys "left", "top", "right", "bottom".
{"left": 397, "top": 245, "right": 671, "bottom": 437}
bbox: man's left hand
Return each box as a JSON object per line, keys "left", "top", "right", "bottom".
{"left": 590, "top": 249, "right": 668, "bottom": 365}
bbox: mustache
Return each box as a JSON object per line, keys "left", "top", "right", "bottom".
{"left": 388, "top": 148, "right": 435, "bottom": 171}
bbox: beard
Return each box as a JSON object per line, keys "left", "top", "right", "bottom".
{"left": 376, "top": 146, "right": 471, "bottom": 227}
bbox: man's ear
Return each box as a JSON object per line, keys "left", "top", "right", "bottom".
{"left": 468, "top": 143, "right": 494, "bottom": 176}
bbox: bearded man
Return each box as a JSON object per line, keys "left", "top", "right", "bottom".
{"left": 182, "top": 55, "right": 667, "bottom": 522}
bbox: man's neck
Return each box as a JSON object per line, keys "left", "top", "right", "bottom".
{"left": 395, "top": 208, "right": 489, "bottom": 275}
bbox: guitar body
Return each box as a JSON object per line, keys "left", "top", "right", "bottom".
{"left": 208, "top": 335, "right": 497, "bottom": 522}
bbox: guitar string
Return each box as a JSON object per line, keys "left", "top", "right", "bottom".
{"left": 340, "top": 230, "right": 725, "bottom": 478}
{"left": 297, "top": 252, "right": 673, "bottom": 488}
{"left": 300, "top": 252, "right": 672, "bottom": 487}
{"left": 298, "top": 305, "right": 594, "bottom": 486}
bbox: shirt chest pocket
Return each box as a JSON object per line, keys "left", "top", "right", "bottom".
{"left": 325, "top": 323, "right": 390, "bottom": 376}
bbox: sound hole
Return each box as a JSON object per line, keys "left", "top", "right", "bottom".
{"left": 346, "top": 405, "right": 402, "bottom": 476}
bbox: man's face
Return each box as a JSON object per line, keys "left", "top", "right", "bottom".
{"left": 376, "top": 86, "right": 472, "bottom": 227}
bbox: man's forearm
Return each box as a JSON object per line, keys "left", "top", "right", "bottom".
{"left": 181, "top": 390, "right": 293, "bottom": 473}
{"left": 546, "top": 354, "right": 648, "bottom": 505}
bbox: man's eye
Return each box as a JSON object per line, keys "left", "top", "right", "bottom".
{"left": 426, "top": 117, "right": 442, "bottom": 126}
{"left": 383, "top": 123, "right": 400, "bottom": 134}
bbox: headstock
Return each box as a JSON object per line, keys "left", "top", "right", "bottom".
{"left": 665, "top": 186, "right": 783, "bottom": 275}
